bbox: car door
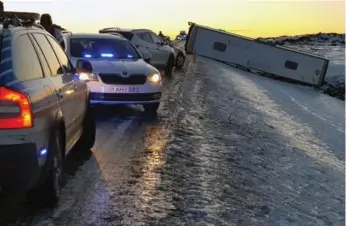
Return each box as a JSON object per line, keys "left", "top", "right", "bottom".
{"left": 149, "top": 32, "right": 170, "bottom": 64}
{"left": 46, "top": 34, "right": 87, "bottom": 143}
{"left": 8, "top": 32, "right": 57, "bottom": 137}
{"left": 137, "top": 32, "right": 162, "bottom": 66}
{"left": 30, "top": 32, "right": 79, "bottom": 150}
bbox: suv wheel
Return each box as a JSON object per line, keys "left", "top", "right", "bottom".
{"left": 77, "top": 105, "right": 96, "bottom": 151}
{"left": 165, "top": 54, "right": 175, "bottom": 77}
{"left": 175, "top": 52, "right": 185, "bottom": 69}
{"left": 27, "top": 130, "right": 63, "bottom": 207}
{"left": 143, "top": 103, "right": 160, "bottom": 114}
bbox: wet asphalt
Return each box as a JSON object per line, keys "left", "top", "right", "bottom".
{"left": 0, "top": 53, "right": 344, "bottom": 226}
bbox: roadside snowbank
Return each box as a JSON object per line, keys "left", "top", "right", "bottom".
{"left": 257, "top": 33, "right": 345, "bottom": 46}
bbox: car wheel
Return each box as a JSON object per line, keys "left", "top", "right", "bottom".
{"left": 165, "top": 54, "right": 174, "bottom": 77}
{"left": 143, "top": 103, "right": 160, "bottom": 113}
{"left": 26, "top": 131, "right": 63, "bottom": 207}
{"left": 77, "top": 105, "right": 96, "bottom": 151}
{"left": 175, "top": 52, "right": 185, "bottom": 69}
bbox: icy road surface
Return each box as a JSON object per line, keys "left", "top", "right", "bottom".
{"left": 0, "top": 56, "right": 344, "bottom": 226}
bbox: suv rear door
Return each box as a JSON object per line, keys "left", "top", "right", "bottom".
{"left": 136, "top": 32, "right": 162, "bottom": 67}
{"left": 30, "top": 32, "right": 80, "bottom": 150}
{"left": 148, "top": 31, "right": 170, "bottom": 64}
{"left": 0, "top": 31, "right": 57, "bottom": 137}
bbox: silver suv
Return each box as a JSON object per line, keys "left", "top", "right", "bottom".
{"left": 99, "top": 27, "right": 176, "bottom": 76}
{"left": 0, "top": 15, "right": 96, "bottom": 206}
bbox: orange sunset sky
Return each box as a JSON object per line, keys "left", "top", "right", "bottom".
{"left": 4, "top": 0, "right": 345, "bottom": 38}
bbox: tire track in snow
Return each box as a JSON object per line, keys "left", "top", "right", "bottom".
{"left": 279, "top": 89, "right": 344, "bottom": 133}
{"left": 205, "top": 57, "right": 344, "bottom": 173}
{"left": 180, "top": 56, "right": 345, "bottom": 225}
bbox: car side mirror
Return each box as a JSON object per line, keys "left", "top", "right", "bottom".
{"left": 76, "top": 59, "right": 93, "bottom": 74}
{"left": 142, "top": 52, "right": 152, "bottom": 64}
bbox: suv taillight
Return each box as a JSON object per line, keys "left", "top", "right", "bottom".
{"left": 0, "top": 86, "right": 33, "bottom": 129}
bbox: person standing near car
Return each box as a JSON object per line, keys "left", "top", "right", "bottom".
{"left": 158, "top": 31, "right": 165, "bottom": 39}
{"left": 40, "top": 13, "right": 65, "bottom": 49}
{"left": 0, "top": 1, "right": 4, "bottom": 19}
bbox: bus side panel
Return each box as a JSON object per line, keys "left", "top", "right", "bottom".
{"left": 191, "top": 26, "right": 328, "bottom": 86}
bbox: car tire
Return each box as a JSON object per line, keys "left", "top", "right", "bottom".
{"left": 175, "top": 52, "right": 185, "bottom": 69}
{"left": 77, "top": 105, "right": 96, "bottom": 151}
{"left": 165, "top": 54, "right": 175, "bottom": 77}
{"left": 143, "top": 103, "right": 160, "bottom": 113}
{"left": 26, "top": 130, "right": 63, "bottom": 207}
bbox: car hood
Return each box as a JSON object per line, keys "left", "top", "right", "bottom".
{"left": 70, "top": 58, "right": 158, "bottom": 75}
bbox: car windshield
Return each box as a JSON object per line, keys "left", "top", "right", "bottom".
{"left": 69, "top": 38, "right": 140, "bottom": 59}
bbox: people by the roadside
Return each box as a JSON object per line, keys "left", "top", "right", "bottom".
{"left": 40, "top": 13, "right": 65, "bottom": 49}
{"left": 0, "top": 1, "right": 4, "bottom": 19}
{"left": 158, "top": 31, "right": 164, "bottom": 38}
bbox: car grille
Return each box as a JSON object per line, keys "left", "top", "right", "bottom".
{"left": 98, "top": 73, "right": 147, "bottom": 85}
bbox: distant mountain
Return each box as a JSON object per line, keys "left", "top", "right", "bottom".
{"left": 256, "top": 33, "right": 345, "bottom": 46}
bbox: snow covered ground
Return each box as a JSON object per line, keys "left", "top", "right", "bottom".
{"left": 0, "top": 44, "right": 344, "bottom": 226}
{"left": 257, "top": 33, "right": 345, "bottom": 46}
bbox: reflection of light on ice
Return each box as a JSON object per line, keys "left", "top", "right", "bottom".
{"left": 138, "top": 126, "right": 173, "bottom": 218}
{"left": 216, "top": 62, "right": 344, "bottom": 172}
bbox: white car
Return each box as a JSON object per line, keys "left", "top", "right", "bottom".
{"left": 63, "top": 33, "right": 162, "bottom": 113}
{"left": 99, "top": 28, "right": 176, "bottom": 76}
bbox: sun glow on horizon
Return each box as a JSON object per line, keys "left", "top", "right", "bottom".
{"left": 4, "top": 0, "right": 345, "bottom": 38}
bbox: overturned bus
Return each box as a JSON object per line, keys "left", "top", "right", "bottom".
{"left": 185, "top": 23, "right": 329, "bottom": 87}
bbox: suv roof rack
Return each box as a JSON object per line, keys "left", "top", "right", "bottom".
{"left": 0, "top": 11, "right": 41, "bottom": 29}
{"left": 62, "top": 30, "right": 72, "bottom": 35}
{"left": 100, "top": 27, "right": 121, "bottom": 31}
{"left": 103, "top": 31, "right": 122, "bottom": 35}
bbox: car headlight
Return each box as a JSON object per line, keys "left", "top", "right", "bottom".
{"left": 79, "top": 73, "right": 98, "bottom": 82}
{"left": 148, "top": 73, "right": 161, "bottom": 83}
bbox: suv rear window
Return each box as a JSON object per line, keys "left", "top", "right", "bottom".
{"left": 13, "top": 34, "right": 43, "bottom": 81}
{"left": 116, "top": 32, "right": 134, "bottom": 40}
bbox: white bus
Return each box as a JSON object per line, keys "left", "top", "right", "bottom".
{"left": 186, "top": 23, "right": 329, "bottom": 87}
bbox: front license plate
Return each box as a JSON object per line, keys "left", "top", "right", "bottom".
{"left": 112, "top": 86, "right": 139, "bottom": 93}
